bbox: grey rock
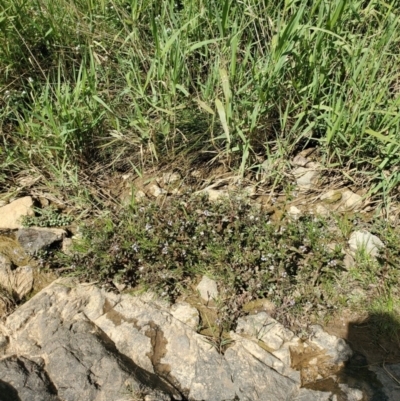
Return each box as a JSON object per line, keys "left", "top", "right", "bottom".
{"left": 225, "top": 340, "right": 299, "bottom": 401}
{"left": 292, "top": 164, "right": 320, "bottom": 190}
{"left": 309, "top": 325, "right": 352, "bottom": 365}
{"left": 0, "top": 355, "right": 61, "bottom": 401}
{"left": 0, "top": 280, "right": 365, "bottom": 401}
{"left": 0, "top": 197, "right": 34, "bottom": 229}
{"left": 370, "top": 364, "right": 400, "bottom": 401}
{"left": 16, "top": 227, "right": 66, "bottom": 254}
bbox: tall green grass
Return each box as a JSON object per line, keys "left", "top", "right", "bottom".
{"left": 1, "top": 0, "right": 400, "bottom": 199}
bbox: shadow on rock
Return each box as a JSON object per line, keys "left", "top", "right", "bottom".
{"left": 0, "top": 379, "right": 21, "bottom": 401}
{"left": 321, "top": 311, "right": 400, "bottom": 400}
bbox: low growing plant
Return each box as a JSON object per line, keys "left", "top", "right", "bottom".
{"left": 68, "top": 192, "right": 344, "bottom": 330}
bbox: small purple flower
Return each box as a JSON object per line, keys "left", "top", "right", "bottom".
{"left": 203, "top": 210, "right": 211, "bottom": 217}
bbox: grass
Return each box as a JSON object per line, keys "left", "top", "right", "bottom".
{"left": 1, "top": 0, "right": 400, "bottom": 345}
{"left": 0, "top": 0, "right": 400, "bottom": 200}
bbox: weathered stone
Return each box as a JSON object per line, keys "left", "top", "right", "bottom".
{"left": 308, "top": 325, "right": 352, "bottom": 365}
{"left": 225, "top": 337, "right": 300, "bottom": 400}
{"left": 314, "top": 203, "right": 330, "bottom": 216}
{"left": 112, "top": 278, "right": 127, "bottom": 292}
{"left": 196, "top": 276, "right": 218, "bottom": 301}
{"left": 348, "top": 230, "right": 384, "bottom": 257}
{"left": 0, "top": 356, "right": 62, "bottom": 401}
{"left": 0, "top": 196, "right": 34, "bottom": 229}
{"left": 321, "top": 190, "right": 343, "bottom": 204}
{"left": 370, "top": 364, "right": 400, "bottom": 400}
{"left": 1, "top": 285, "right": 173, "bottom": 401}
{"left": 288, "top": 205, "right": 301, "bottom": 219}
{"left": 235, "top": 312, "right": 294, "bottom": 351}
{"left": 343, "top": 252, "right": 355, "bottom": 269}
{"left": 16, "top": 227, "right": 66, "bottom": 254}
{"left": 161, "top": 172, "right": 181, "bottom": 185}
{"left": 147, "top": 184, "right": 166, "bottom": 198}
{"left": 292, "top": 165, "right": 320, "bottom": 190}
{"left": 338, "top": 190, "right": 362, "bottom": 211}
{"left": 292, "top": 155, "right": 309, "bottom": 167}
{"left": 0, "top": 280, "right": 366, "bottom": 401}
{"left": 170, "top": 302, "right": 199, "bottom": 330}
{"left": 202, "top": 188, "right": 228, "bottom": 202}
{"left": 62, "top": 237, "right": 74, "bottom": 255}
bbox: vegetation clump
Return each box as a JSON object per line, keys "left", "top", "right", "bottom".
{"left": 22, "top": 206, "right": 73, "bottom": 227}
{"left": 69, "top": 193, "right": 345, "bottom": 330}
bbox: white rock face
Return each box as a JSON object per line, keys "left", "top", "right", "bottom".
{"left": 196, "top": 276, "right": 218, "bottom": 301}
{"left": 0, "top": 196, "right": 34, "bottom": 229}
{"left": 348, "top": 230, "right": 384, "bottom": 257}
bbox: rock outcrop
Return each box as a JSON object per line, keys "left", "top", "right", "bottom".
{"left": 0, "top": 279, "right": 370, "bottom": 401}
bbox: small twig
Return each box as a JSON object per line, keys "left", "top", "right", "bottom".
{"left": 383, "top": 361, "right": 400, "bottom": 387}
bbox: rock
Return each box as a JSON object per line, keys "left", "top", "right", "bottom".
{"left": 308, "top": 325, "right": 352, "bottom": 365}
{"left": 0, "top": 196, "right": 34, "bottom": 229}
{"left": 0, "top": 279, "right": 365, "bottom": 401}
{"left": 61, "top": 237, "right": 74, "bottom": 255}
{"left": 196, "top": 276, "right": 218, "bottom": 301}
{"left": 243, "top": 185, "right": 256, "bottom": 197}
{"left": 202, "top": 188, "right": 228, "bottom": 202}
{"left": 0, "top": 262, "right": 33, "bottom": 301}
{"left": 338, "top": 190, "right": 362, "bottom": 211}
{"left": 112, "top": 278, "right": 127, "bottom": 292}
{"left": 235, "top": 313, "right": 294, "bottom": 351}
{"left": 16, "top": 227, "right": 66, "bottom": 254}
{"left": 292, "top": 155, "right": 309, "bottom": 167}
{"left": 292, "top": 165, "right": 320, "bottom": 190}
{"left": 370, "top": 364, "right": 400, "bottom": 400}
{"left": 313, "top": 203, "right": 330, "bottom": 216}
{"left": 225, "top": 336, "right": 300, "bottom": 400}
{"left": 0, "top": 355, "right": 62, "bottom": 401}
{"left": 1, "top": 284, "right": 173, "bottom": 401}
{"left": 337, "top": 384, "right": 364, "bottom": 400}
{"left": 321, "top": 190, "right": 343, "bottom": 204}
{"left": 147, "top": 184, "right": 166, "bottom": 198}
{"left": 170, "top": 302, "right": 199, "bottom": 330}
{"left": 161, "top": 172, "right": 181, "bottom": 186}
{"left": 343, "top": 252, "right": 355, "bottom": 269}
{"left": 348, "top": 230, "right": 384, "bottom": 257}
{"left": 288, "top": 205, "right": 301, "bottom": 219}
{"left": 136, "top": 189, "right": 147, "bottom": 200}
